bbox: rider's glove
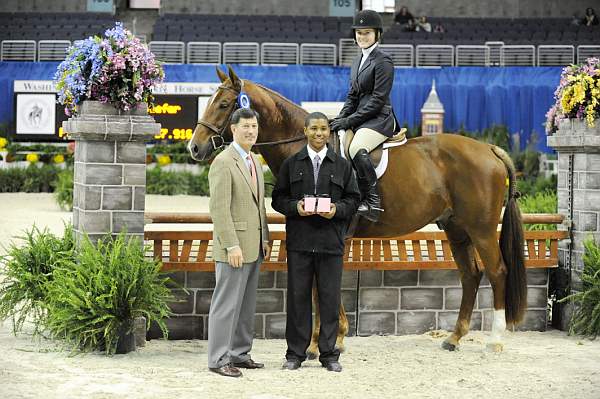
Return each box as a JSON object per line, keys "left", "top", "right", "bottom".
{"left": 329, "top": 117, "right": 350, "bottom": 132}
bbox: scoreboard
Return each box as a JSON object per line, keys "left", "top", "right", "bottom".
{"left": 12, "top": 81, "right": 219, "bottom": 142}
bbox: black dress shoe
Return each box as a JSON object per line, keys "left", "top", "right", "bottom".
{"left": 323, "top": 361, "right": 342, "bottom": 372}
{"left": 209, "top": 363, "right": 242, "bottom": 378}
{"left": 282, "top": 359, "right": 301, "bottom": 370}
{"left": 233, "top": 358, "right": 264, "bottom": 369}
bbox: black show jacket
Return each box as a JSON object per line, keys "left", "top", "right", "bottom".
{"left": 271, "top": 146, "right": 360, "bottom": 255}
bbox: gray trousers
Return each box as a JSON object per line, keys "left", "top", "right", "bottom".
{"left": 208, "top": 256, "right": 262, "bottom": 368}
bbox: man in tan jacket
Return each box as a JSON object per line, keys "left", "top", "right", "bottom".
{"left": 207, "top": 108, "right": 270, "bottom": 378}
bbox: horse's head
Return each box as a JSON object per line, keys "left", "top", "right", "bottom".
{"left": 188, "top": 65, "right": 243, "bottom": 161}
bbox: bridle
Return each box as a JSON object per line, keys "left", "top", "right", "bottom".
{"left": 196, "top": 80, "right": 306, "bottom": 151}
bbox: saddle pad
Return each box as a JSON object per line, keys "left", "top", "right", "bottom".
{"left": 338, "top": 130, "right": 407, "bottom": 179}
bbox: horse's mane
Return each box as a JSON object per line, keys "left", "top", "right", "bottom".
{"left": 252, "top": 82, "right": 308, "bottom": 127}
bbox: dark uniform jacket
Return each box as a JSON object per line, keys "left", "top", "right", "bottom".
{"left": 338, "top": 45, "right": 398, "bottom": 137}
{"left": 271, "top": 146, "right": 360, "bottom": 255}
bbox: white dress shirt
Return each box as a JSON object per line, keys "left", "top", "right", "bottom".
{"left": 359, "top": 42, "right": 378, "bottom": 70}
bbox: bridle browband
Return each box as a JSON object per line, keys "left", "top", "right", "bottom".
{"left": 196, "top": 80, "right": 306, "bottom": 151}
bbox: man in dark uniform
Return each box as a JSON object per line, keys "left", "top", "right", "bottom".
{"left": 272, "top": 112, "right": 360, "bottom": 373}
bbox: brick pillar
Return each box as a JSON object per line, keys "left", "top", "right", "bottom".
{"left": 64, "top": 101, "right": 160, "bottom": 244}
{"left": 547, "top": 119, "right": 600, "bottom": 330}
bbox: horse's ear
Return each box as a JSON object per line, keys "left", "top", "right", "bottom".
{"left": 227, "top": 65, "right": 242, "bottom": 91}
{"left": 216, "top": 66, "right": 228, "bottom": 83}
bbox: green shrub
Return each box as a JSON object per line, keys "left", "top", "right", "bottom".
{"left": 0, "top": 165, "right": 61, "bottom": 193}
{"left": 517, "top": 175, "right": 557, "bottom": 198}
{"left": 146, "top": 167, "right": 191, "bottom": 195}
{"left": 560, "top": 238, "right": 600, "bottom": 339}
{"left": 53, "top": 167, "right": 74, "bottom": 211}
{"left": 518, "top": 190, "right": 558, "bottom": 231}
{"left": 0, "top": 224, "right": 75, "bottom": 335}
{"left": 45, "top": 233, "right": 173, "bottom": 354}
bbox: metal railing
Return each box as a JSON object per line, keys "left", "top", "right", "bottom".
{"left": 537, "top": 45, "right": 575, "bottom": 66}
{"left": 339, "top": 38, "right": 359, "bottom": 66}
{"left": 186, "top": 42, "right": 221, "bottom": 64}
{"left": 416, "top": 45, "right": 454, "bottom": 67}
{"left": 148, "top": 41, "right": 185, "bottom": 64}
{"left": 300, "top": 43, "right": 336, "bottom": 66}
{"left": 1, "top": 40, "right": 36, "bottom": 61}
{"left": 577, "top": 45, "right": 600, "bottom": 63}
{"left": 261, "top": 43, "right": 299, "bottom": 65}
{"left": 223, "top": 42, "right": 259, "bottom": 65}
{"left": 485, "top": 41, "right": 504, "bottom": 66}
{"left": 379, "top": 44, "right": 413, "bottom": 67}
{"left": 38, "top": 40, "right": 70, "bottom": 61}
{"left": 501, "top": 45, "right": 535, "bottom": 66}
{"left": 456, "top": 45, "right": 490, "bottom": 66}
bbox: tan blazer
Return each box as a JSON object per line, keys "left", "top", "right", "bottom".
{"left": 209, "top": 144, "right": 269, "bottom": 263}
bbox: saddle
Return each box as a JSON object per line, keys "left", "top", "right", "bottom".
{"left": 331, "top": 128, "right": 408, "bottom": 179}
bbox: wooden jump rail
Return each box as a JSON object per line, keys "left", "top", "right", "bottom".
{"left": 144, "top": 213, "right": 568, "bottom": 272}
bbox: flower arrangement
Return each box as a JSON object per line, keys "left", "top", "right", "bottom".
{"left": 54, "top": 22, "right": 164, "bottom": 116}
{"left": 546, "top": 57, "right": 600, "bottom": 134}
{"left": 0, "top": 137, "right": 7, "bottom": 150}
{"left": 53, "top": 154, "right": 65, "bottom": 164}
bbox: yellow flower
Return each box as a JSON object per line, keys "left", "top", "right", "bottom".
{"left": 26, "top": 153, "right": 39, "bottom": 164}
{"left": 157, "top": 154, "right": 171, "bottom": 166}
{"left": 53, "top": 154, "right": 65, "bottom": 164}
{"left": 0, "top": 137, "right": 7, "bottom": 149}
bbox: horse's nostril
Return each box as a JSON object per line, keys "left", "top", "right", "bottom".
{"left": 192, "top": 144, "right": 198, "bottom": 154}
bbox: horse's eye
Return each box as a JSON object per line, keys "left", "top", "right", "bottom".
{"left": 219, "top": 102, "right": 229, "bottom": 108}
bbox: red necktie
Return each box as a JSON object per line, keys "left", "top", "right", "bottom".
{"left": 247, "top": 154, "right": 257, "bottom": 192}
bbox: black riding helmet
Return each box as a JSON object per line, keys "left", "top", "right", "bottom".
{"left": 352, "top": 9, "right": 383, "bottom": 32}
{"left": 352, "top": 9, "right": 383, "bottom": 42}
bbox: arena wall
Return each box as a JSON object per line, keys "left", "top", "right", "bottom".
{"left": 149, "top": 268, "right": 550, "bottom": 340}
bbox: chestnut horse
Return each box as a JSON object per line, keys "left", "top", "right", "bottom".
{"left": 189, "top": 66, "right": 526, "bottom": 353}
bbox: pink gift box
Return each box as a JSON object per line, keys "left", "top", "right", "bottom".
{"left": 316, "top": 197, "right": 331, "bottom": 213}
{"left": 304, "top": 196, "right": 317, "bottom": 212}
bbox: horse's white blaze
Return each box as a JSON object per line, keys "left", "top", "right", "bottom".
{"left": 490, "top": 309, "right": 506, "bottom": 343}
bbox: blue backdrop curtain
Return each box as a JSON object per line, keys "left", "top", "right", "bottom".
{"left": 0, "top": 62, "right": 561, "bottom": 152}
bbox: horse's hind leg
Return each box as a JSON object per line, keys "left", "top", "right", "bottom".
{"left": 442, "top": 224, "right": 482, "bottom": 351}
{"left": 306, "top": 285, "right": 319, "bottom": 360}
{"left": 336, "top": 303, "right": 348, "bottom": 353}
{"left": 470, "top": 234, "right": 508, "bottom": 352}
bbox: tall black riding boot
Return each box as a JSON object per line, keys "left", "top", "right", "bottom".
{"left": 353, "top": 149, "right": 383, "bottom": 222}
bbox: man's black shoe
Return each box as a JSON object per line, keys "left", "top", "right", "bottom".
{"left": 323, "top": 361, "right": 342, "bottom": 372}
{"left": 282, "top": 359, "right": 301, "bottom": 370}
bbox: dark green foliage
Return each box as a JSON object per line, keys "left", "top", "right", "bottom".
{"left": 518, "top": 190, "right": 558, "bottom": 231}
{"left": 44, "top": 232, "right": 174, "bottom": 354}
{"left": 517, "top": 175, "right": 557, "bottom": 198}
{"left": 0, "top": 165, "right": 61, "bottom": 193}
{"left": 0, "top": 224, "right": 75, "bottom": 335}
{"left": 560, "top": 238, "right": 600, "bottom": 339}
{"left": 147, "top": 141, "right": 209, "bottom": 165}
{"left": 53, "top": 167, "right": 74, "bottom": 211}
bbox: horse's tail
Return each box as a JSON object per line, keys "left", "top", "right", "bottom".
{"left": 491, "top": 146, "right": 527, "bottom": 325}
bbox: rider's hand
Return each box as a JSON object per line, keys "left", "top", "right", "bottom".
{"left": 330, "top": 117, "right": 350, "bottom": 132}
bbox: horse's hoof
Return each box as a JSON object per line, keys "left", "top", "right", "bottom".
{"left": 441, "top": 340, "right": 459, "bottom": 351}
{"left": 335, "top": 344, "right": 345, "bottom": 353}
{"left": 486, "top": 343, "right": 504, "bottom": 353}
{"left": 306, "top": 351, "right": 317, "bottom": 360}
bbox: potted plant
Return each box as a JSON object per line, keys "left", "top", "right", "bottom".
{"left": 546, "top": 57, "right": 600, "bottom": 135}
{"left": 54, "top": 22, "right": 164, "bottom": 116}
{"left": 44, "top": 232, "right": 173, "bottom": 354}
{"left": 0, "top": 224, "right": 75, "bottom": 335}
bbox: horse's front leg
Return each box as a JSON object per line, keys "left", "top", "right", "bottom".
{"left": 306, "top": 285, "right": 320, "bottom": 359}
